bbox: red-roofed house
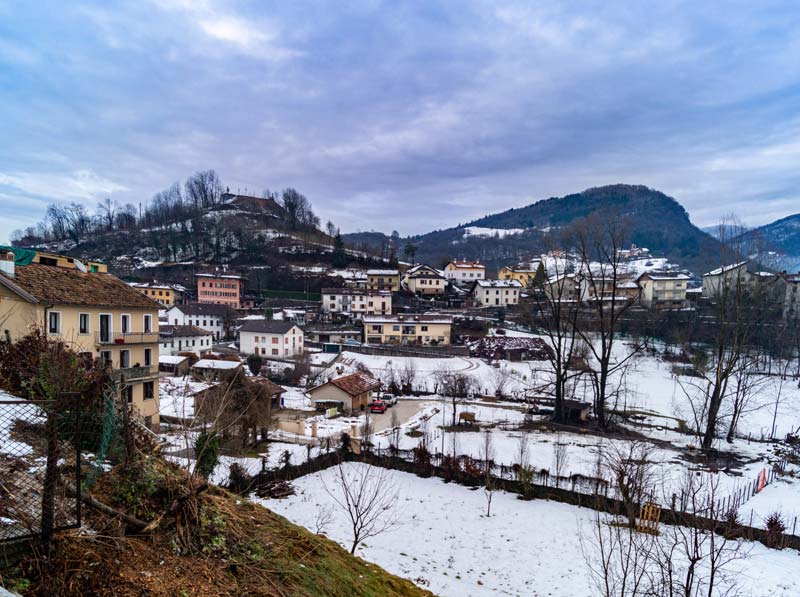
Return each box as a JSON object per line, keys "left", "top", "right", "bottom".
{"left": 307, "top": 372, "right": 382, "bottom": 413}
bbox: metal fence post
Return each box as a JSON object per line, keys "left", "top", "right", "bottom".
{"left": 40, "top": 410, "right": 59, "bottom": 546}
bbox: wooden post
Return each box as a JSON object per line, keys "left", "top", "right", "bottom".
{"left": 41, "top": 411, "right": 59, "bottom": 548}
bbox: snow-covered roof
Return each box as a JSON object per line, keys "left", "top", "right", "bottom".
{"left": 366, "top": 269, "right": 400, "bottom": 276}
{"left": 362, "top": 314, "right": 453, "bottom": 324}
{"left": 192, "top": 359, "right": 241, "bottom": 370}
{"left": 475, "top": 279, "right": 523, "bottom": 288}
{"left": 159, "top": 355, "right": 189, "bottom": 365}
{"left": 637, "top": 271, "right": 690, "bottom": 281}
{"left": 704, "top": 261, "right": 748, "bottom": 277}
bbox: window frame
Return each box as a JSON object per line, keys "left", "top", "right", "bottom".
{"left": 78, "top": 312, "right": 91, "bottom": 335}
{"left": 47, "top": 311, "right": 61, "bottom": 335}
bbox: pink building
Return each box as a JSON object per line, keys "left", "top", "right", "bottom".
{"left": 196, "top": 272, "right": 242, "bottom": 308}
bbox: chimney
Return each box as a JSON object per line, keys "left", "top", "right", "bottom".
{"left": 0, "top": 251, "right": 14, "bottom": 278}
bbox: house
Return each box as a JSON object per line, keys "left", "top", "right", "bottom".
{"left": 165, "top": 303, "right": 232, "bottom": 341}
{"left": 196, "top": 271, "right": 242, "bottom": 308}
{"left": 0, "top": 248, "right": 161, "bottom": 429}
{"left": 361, "top": 313, "right": 453, "bottom": 345}
{"left": 472, "top": 279, "right": 522, "bottom": 307}
{"left": 307, "top": 371, "right": 381, "bottom": 413}
{"left": 366, "top": 269, "right": 401, "bottom": 292}
{"left": 498, "top": 263, "right": 544, "bottom": 287}
{"left": 616, "top": 244, "right": 650, "bottom": 260}
{"left": 636, "top": 271, "right": 690, "bottom": 309}
{"left": 443, "top": 260, "right": 485, "bottom": 283}
{"left": 702, "top": 261, "right": 750, "bottom": 298}
{"left": 159, "top": 324, "right": 214, "bottom": 356}
{"left": 191, "top": 358, "right": 242, "bottom": 381}
{"left": 129, "top": 282, "right": 187, "bottom": 307}
{"left": 321, "top": 288, "right": 392, "bottom": 317}
{"left": 782, "top": 274, "right": 800, "bottom": 320}
{"left": 304, "top": 324, "right": 362, "bottom": 344}
{"left": 403, "top": 264, "right": 446, "bottom": 295}
{"left": 238, "top": 319, "right": 304, "bottom": 358}
{"left": 543, "top": 273, "right": 580, "bottom": 301}
{"left": 159, "top": 354, "right": 190, "bottom": 375}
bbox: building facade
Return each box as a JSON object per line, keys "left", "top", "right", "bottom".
{"left": 472, "top": 279, "right": 522, "bottom": 307}
{"left": 0, "top": 249, "right": 161, "bottom": 429}
{"left": 159, "top": 324, "right": 214, "bottom": 356}
{"left": 361, "top": 313, "right": 453, "bottom": 345}
{"left": 403, "top": 264, "right": 446, "bottom": 295}
{"left": 196, "top": 272, "right": 242, "bottom": 308}
{"left": 165, "top": 303, "right": 231, "bottom": 340}
{"left": 443, "top": 260, "right": 485, "bottom": 282}
{"left": 321, "top": 288, "right": 392, "bottom": 317}
{"left": 238, "top": 320, "right": 304, "bottom": 358}
{"left": 498, "top": 263, "right": 543, "bottom": 287}
{"left": 637, "top": 271, "right": 689, "bottom": 309}
{"left": 129, "top": 282, "right": 187, "bottom": 307}
{"left": 366, "top": 269, "right": 401, "bottom": 292}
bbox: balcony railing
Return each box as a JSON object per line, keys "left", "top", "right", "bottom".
{"left": 110, "top": 366, "right": 158, "bottom": 383}
{"left": 96, "top": 332, "right": 159, "bottom": 345}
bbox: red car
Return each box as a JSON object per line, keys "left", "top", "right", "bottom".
{"left": 370, "top": 399, "right": 387, "bottom": 414}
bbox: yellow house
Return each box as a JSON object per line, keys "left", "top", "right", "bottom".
{"left": 362, "top": 313, "right": 453, "bottom": 345}
{"left": 499, "top": 263, "right": 544, "bottom": 287}
{"left": 403, "top": 264, "right": 446, "bottom": 295}
{"left": 130, "top": 282, "right": 182, "bottom": 307}
{"left": 0, "top": 248, "right": 161, "bottom": 429}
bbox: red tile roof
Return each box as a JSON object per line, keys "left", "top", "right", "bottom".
{"left": 322, "top": 372, "right": 381, "bottom": 397}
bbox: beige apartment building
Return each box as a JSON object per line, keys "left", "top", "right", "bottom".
{"left": 0, "top": 249, "right": 161, "bottom": 429}
{"left": 321, "top": 288, "right": 392, "bottom": 317}
{"left": 366, "top": 269, "right": 401, "bottom": 292}
{"left": 443, "top": 260, "right": 485, "bottom": 283}
{"left": 361, "top": 313, "right": 453, "bottom": 345}
{"left": 637, "top": 271, "right": 690, "bottom": 309}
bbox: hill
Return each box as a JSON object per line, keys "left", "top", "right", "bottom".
{"left": 742, "top": 213, "right": 800, "bottom": 272}
{"left": 349, "top": 185, "right": 724, "bottom": 275}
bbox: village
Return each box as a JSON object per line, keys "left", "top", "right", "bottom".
{"left": 2, "top": 236, "right": 800, "bottom": 596}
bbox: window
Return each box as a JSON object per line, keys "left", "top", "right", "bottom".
{"left": 120, "top": 350, "right": 130, "bottom": 368}
{"left": 143, "top": 381, "right": 154, "bottom": 400}
{"left": 143, "top": 314, "right": 152, "bottom": 333}
{"left": 100, "top": 351, "right": 112, "bottom": 366}
{"left": 47, "top": 311, "right": 61, "bottom": 335}
{"left": 392, "top": 325, "right": 400, "bottom": 331}
{"left": 144, "top": 348, "right": 152, "bottom": 367}
{"left": 272, "top": 337, "right": 279, "bottom": 344}
{"left": 121, "top": 314, "right": 131, "bottom": 334}
{"left": 79, "top": 313, "right": 90, "bottom": 335}
{"left": 254, "top": 336, "right": 259, "bottom": 343}
{"left": 272, "top": 349, "right": 279, "bottom": 355}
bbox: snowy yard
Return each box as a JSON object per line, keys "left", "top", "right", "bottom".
{"left": 261, "top": 464, "right": 800, "bottom": 597}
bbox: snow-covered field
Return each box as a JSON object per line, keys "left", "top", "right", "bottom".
{"left": 462, "top": 226, "right": 526, "bottom": 238}
{"left": 262, "top": 464, "right": 800, "bottom": 597}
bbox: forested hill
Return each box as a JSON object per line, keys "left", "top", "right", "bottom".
{"left": 347, "top": 184, "right": 723, "bottom": 275}
{"left": 742, "top": 213, "right": 800, "bottom": 272}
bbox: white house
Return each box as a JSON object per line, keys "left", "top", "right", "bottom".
{"left": 321, "top": 288, "right": 392, "bottom": 317}
{"left": 159, "top": 324, "right": 214, "bottom": 356}
{"left": 239, "top": 320, "right": 304, "bottom": 358}
{"left": 702, "top": 261, "right": 751, "bottom": 298}
{"left": 165, "top": 303, "right": 231, "bottom": 340}
{"left": 472, "top": 279, "right": 522, "bottom": 307}
{"left": 443, "top": 260, "right": 486, "bottom": 283}
{"left": 636, "top": 271, "right": 690, "bottom": 309}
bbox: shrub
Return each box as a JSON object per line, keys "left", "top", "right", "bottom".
{"left": 765, "top": 511, "right": 787, "bottom": 548}
{"left": 227, "top": 462, "right": 254, "bottom": 494}
{"left": 194, "top": 430, "right": 221, "bottom": 480}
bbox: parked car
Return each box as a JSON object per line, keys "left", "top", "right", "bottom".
{"left": 381, "top": 393, "right": 398, "bottom": 407}
{"left": 370, "top": 400, "right": 387, "bottom": 414}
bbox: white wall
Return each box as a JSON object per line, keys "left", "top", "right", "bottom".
{"left": 240, "top": 327, "right": 304, "bottom": 358}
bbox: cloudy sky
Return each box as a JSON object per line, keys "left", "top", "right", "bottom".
{"left": 1, "top": 0, "right": 800, "bottom": 243}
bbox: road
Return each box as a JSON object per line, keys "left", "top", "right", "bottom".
{"left": 366, "top": 398, "right": 430, "bottom": 432}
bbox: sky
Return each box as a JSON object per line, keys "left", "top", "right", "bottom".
{"left": 1, "top": 0, "right": 800, "bottom": 244}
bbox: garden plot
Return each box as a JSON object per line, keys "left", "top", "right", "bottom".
{"left": 158, "top": 376, "right": 213, "bottom": 420}
{"left": 261, "top": 464, "right": 800, "bottom": 597}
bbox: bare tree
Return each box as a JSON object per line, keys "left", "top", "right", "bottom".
{"left": 324, "top": 462, "right": 400, "bottom": 554}
{"left": 603, "top": 441, "right": 655, "bottom": 527}
{"left": 399, "top": 359, "right": 417, "bottom": 394}
{"left": 481, "top": 429, "right": 495, "bottom": 517}
{"left": 571, "top": 214, "right": 644, "bottom": 429}
{"left": 552, "top": 435, "right": 570, "bottom": 486}
{"left": 528, "top": 241, "right": 583, "bottom": 423}
{"left": 490, "top": 365, "right": 509, "bottom": 399}
{"left": 435, "top": 369, "right": 475, "bottom": 426}
{"left": 313, "top": 505, "right": 335, "bottom": 535}
{"left": 96, "top": 197, "right": 117, "bottom": 231}
{"left": 389, "top": 408, "right": 401, "bottom": 452}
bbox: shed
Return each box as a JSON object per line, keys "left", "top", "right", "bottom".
{"left": 562, "top": 400, "right": 591, "bottom": 422}
{"left": 191, "top": 358, "right": 242, "bottom": 381}
{"left": 159, "top": 354, "right": 190, "bottom": 375}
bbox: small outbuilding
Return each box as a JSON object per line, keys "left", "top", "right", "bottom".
{"left": 159, "top": 354, "right": 190, "bottom": 375}
{"left": 562, "top": 399, "right": 591, "bottom": 423}
{"left": 307, "top": 372, "right": 381, "bottom": 414}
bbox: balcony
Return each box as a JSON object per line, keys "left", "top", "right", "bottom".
{"left": 110, "top": 365, "right": 158, "bottom": 383}
{"left": 96, "top": 331, "right": 159, "bottom": 346}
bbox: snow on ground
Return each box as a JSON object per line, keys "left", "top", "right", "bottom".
{"left": 261, "top": 464, "right": 800, "bottom": 597}
{"left": 462, "top": 226, "right": 526, "bottom": 238}
{"left": 0, "top": 390, "right": 38, "bottom": 456}
{"left": 280, "top": 386, "right": 314, "bottom": 410}
{"left": 158, "top": 376, "right": 213, "bottom": 420}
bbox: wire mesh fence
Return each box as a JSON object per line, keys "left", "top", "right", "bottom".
{"left": 0, "top": 398, "right": 82, "bottom": 543}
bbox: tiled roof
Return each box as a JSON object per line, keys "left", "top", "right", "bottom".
{"left": 160, "top": 325, "right": 212, "bottom": 338}
{"left": 362, "top": 314, "right": 453, "bottom": 324}
{"left": 171, "top": 303, "right": 233, "bottom": 317}
{"left": 0, "top": 263, "right": 160, "bottom": 309}
{"left": 320, "top": 372, "right": 381, "bottom": 397}
{"left": 239, "top": 319, "right": 298, "bottom": 334}
{"left": 251, "top": 376, "right": 286, "bottom": 396}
